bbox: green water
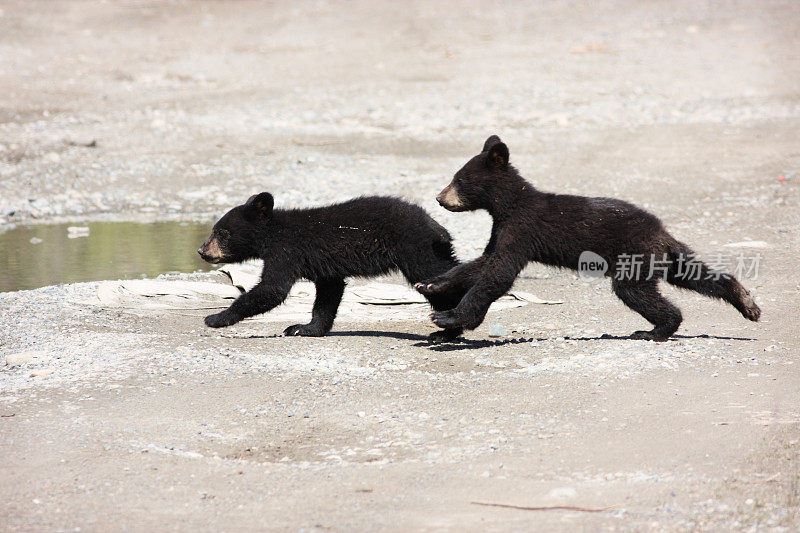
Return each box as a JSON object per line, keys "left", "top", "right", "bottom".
{"left": 0, "top": 221, "right": 214, "bottom": 292}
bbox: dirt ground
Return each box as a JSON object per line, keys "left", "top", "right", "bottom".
{"left": 1, "top": 1, "right": 799, "bottom": 531}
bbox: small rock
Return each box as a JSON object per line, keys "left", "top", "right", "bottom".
{"left": 66, "top": 137, "right": 97, "bottom": 148}
{"left": 67, "top": 226, "right": 90, "bottom": 239}
{"left": 547, "top": 487, "right": 577, "bottom": 500}
{"left": 547, "top": 113, "right": 570, "bottom": 126}
{"left": 488, "top": 324, "right": 507, "bottom": 337}
{"left": 30, "top": 368, "right": 54, "bottom": 378}
{"left": 5, "top": 350, "right": 46, "bottom": 366}
{"left": 29, "top": 237, "right": 43, "bottom": 244}
{"left": 43, "top": 152, "right": 61, "bottom": 163}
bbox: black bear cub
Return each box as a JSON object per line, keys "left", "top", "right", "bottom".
{"left": 416, "top": 135, "right": 761, "bottom": 341}
{"left": 198, "top": 193, "right": 465, "bottom": 340}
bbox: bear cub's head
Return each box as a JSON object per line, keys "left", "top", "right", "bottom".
{"left": 436, "top": 135, "right": 510, "bottom": 212}
{"left": 198, "top": 192, "right": 274, "bottom": 264}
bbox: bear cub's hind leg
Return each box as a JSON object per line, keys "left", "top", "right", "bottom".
{"left": 284, "top": 278, "right": 346, "bottom": 337}
{"left": 611, "top": 278, "right": 682, "bottom": 342}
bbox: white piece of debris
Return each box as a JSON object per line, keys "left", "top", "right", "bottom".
{"left": 67, "top": 226, "right": 90, "bottom": 238}
{"left": 348, "top": 283, "right": 427, "bottom": 305}
{"left": 82, "top": 261, "right": 564, "bottom": 324}
{"left": 93, "top": 279, "right": 241, "bottom": 310}
{"left": 219, "top": 260, "right": 262, "bottom": 292}
{"left": 219, "top": 261, "right": 563, "bottom": 305}
{"left": 505, "top": 291, "right": 564, "bottom": 305}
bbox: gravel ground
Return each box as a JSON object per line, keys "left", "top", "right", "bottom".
{"left": 1, "top": 1, "right": 799, "bottom": 531}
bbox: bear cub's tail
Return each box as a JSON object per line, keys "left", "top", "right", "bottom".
{"left": 664, "top": 240, "right": 761, "bottom": 322}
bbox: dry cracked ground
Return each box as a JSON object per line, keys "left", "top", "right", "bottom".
{"left": 1, "top": 1, "right": 799, "bottom": 531}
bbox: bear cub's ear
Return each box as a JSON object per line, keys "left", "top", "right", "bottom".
{"left": 482, "top": 135, "right": 502, "bottom": 153}
{"left": 246, "top": 192, "right": 274, "bottom": 218}
{"left": 485, "top": 141, "right": 509, "bottom": 169}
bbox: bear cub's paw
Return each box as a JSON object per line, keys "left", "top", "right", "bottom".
{"left": 431, "top": 309, "right": 464, "bottom": 329}
{"left": 414, "top": 280, "right": 447, "bottom": 295}
{"left": 204, "top": 311, "right": 240, "bottom": 328}
{"left": 283, "top": 323, "right": 327, "bottom": 337}
{"left": 629, "top": 329, "right": 670, "bottom": 342}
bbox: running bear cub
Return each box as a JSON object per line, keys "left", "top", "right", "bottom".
{"left": 416, "top": 135, "right": 761, "bottom": 341}
{"left": 198, "top": 193, "right": 465, "bottom": 340}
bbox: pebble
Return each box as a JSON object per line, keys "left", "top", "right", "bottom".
{"left": 488, "top": 324, "right": 507, "bottom": 337}
{"left": 5, "top": 350, "right": 46, "bottom": 366}
{"left": 547, "top": 487, "right": 577, "bottom": 499}
{"left": 30, "top": 368, "right": 55, "bottom": 377}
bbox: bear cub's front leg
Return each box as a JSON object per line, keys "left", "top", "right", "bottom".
{"left": 204, "top": 281, "right": 292, "bottom": 329}
{"left": 283, "top": 278, "right": 346, "bottom": 337}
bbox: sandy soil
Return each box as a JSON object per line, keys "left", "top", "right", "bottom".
{"left": 1, "top": 1, "right": 799, "bottom": 530}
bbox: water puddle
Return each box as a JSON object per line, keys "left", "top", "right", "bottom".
{"left": 0, "top": 221, "right": 214, "bottom": 292}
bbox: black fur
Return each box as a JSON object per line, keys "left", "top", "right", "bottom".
{"left": 198, "top": 194, "right": 465, "bottom": 340}
{"left": 416, "top": 136, "right": 761, "bottom": 341}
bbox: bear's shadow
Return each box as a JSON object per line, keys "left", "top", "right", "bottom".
{"left": 332, "top": 330, "right": 756, "bottom": 352}
{"left": 206, "top": 330, "right": 754, "bottom": 352}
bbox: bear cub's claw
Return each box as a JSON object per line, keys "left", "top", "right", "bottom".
{"left": 415, "top": 281, "right": 444, "bottom": 295}
{"left": 205, "top": 311, "right": 239, "bottom": 328}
